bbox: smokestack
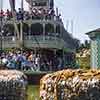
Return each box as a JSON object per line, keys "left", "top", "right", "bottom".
{"left": 49, "top": 0, "right": 54, "bottom": 9}
{"left": 21, "top": 0, "right": 23, "bottom": 10}
{"left": 0, "top": 0, "right": 3, "bottom": 10}
{"left": 9, "top": 0, "right": 15, "bottom": 11}
{"left": 56, "top": 7, "right": 58, "bottom": 16}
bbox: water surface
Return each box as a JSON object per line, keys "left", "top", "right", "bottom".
{"left": 27, "top": 85, "right": 39, "bottom": 100}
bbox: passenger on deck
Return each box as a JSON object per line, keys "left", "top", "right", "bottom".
{"left": 0, "top": 7, "right": 62, "bottom": 22}
{"left": 16, "top": 8, "right": 24, "bottom": 20}
{"left": 35, "top": 54, "right": 40, "bottom": 71}
{"left": 5, "top": 9, "right": 11, "bottom": 20}
{"left": 0, "top": 50, "right": 64, "bottom": 72}
{"left": 0, "top": 9, "right": 4, "bottom": 19}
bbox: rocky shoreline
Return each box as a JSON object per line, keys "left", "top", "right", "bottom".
{"left": 40, "top": 69, "right": 100, "bottom": 100}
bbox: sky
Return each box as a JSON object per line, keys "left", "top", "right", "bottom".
{"left": 1, "top": 0, "right": 100, "bottom": 43}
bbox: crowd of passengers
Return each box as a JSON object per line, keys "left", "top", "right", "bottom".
{"left": 0, "top": 50, "right": 63, "bottom": 71}
{"left": 0, "top": 8, "right": 62, "bottom": 21}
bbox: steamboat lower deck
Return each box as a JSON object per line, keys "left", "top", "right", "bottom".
{"left": 24, "top": 70, "right": 50, "bottom": 85}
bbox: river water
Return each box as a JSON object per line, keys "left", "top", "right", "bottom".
{"left": 27, "top": 85, "right": 39, "bottom": 100}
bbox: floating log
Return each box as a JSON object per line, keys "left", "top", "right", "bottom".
{"left": 40, "top": 69, "right": 100, "bottom": 100}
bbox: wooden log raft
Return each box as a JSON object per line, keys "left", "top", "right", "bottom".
{"left": 40, "top": 69, "right": 100, "bottom": 100}
{"left": 0, "top": 70, "right": 27, "bottom": 100}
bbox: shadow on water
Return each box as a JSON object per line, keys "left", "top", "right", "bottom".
{"left": 27, "top": 85, "right": 40, "bottom": 100}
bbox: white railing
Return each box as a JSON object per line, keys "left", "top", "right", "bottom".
{"left": 0, "top": 35, "right": 65, "bottom": 49}
{"left": 4, "top": 18, "right": 63, "bottom": 26}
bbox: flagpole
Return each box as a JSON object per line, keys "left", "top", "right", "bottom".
{"left": 71, "top": 20, "right": 73, "bottom": 34}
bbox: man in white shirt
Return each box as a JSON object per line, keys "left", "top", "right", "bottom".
{"left": 35, "top": 54, "right": 40, "bottom": 71}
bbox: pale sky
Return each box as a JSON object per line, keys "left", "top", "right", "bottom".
{"left": 1, "top": 0, "right": 100, "bottom": 42}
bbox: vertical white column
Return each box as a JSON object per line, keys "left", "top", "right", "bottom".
{"left": 43, "top": 23, "right": 45, "bottom": 41}
{"left": 20, "top": 21, "right": 23, "bottom": 47}
{"left": 28, "top": 24, "right": 31, "bottom": 39}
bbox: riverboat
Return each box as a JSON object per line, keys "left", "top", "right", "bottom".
{"left": 0, "top": 0, "right": 78, "bottom": 84}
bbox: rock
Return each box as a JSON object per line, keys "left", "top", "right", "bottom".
{"left": 40, "top": 69, "right": 100, "bottom": 100}
{"left": 0, "top": 70, "right": 27, "bottom": 100}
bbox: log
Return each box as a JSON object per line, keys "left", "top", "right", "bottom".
{"left": 40, "top": 69, "right": 100, "bottom": 100}
{"left": 0, "top": 70, "right": 27, "bottom": 100}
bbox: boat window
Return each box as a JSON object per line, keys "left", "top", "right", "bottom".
{"left": 56, "top": 25, "right": 60, "bottom": 33}
{"left": 31, "top": 23, "right": 43, "bottom": 35}
{"left": 45, "top": 23, "right": 54, "bottom": 35}
{"left": 23, "top": 23, "right": 29, "bottom": 35}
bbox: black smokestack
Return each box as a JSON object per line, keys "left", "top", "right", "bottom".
{"left": 49, "top": 0, "right": 54, "bottom": 9}
{"left": 9, "top": 0, "right": 15, "bottom": 11}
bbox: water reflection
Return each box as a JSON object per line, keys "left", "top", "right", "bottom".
{"left": 27, "top": 85, "right": 39, "bottom": 100}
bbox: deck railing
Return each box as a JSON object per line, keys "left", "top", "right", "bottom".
{"left": 2, "top": 17, "right": 63, "bottom": 26}
{"left": 0, "top": 35, "right": 65, "bottom": 49}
